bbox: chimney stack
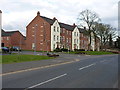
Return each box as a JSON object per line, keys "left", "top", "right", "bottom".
{"left": 73, "top": 23, "right": 76, "bottom": 27}
{"left": 53, "top": 17, "right": 57, "bottom": 21}
{"left": 84, "top": 27, "right": 86, "bottom": 30}
{"left": 37, "top": 11, "right": 40, "bottom": 16}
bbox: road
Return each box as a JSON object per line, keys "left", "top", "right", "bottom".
{"left": 2, "top": 54, "right": 118, "bottom": 88}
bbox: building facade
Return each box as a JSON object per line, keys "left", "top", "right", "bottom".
{"left": 1, "top": 30, "right": 26, "bottom": 49}
{"left": 25, "top": 11, "right": 100, "bottom": 51}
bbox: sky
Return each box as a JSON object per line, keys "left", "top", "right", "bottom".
{"left": 0, "top": 0, "right": 119, "bottom": 36}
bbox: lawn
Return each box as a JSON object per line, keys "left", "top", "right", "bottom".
{"left": 1, "top": 54, "right": 54, "bottom": 64}
{"left": 68, "top": 51, "right": 114, "bottom": 55}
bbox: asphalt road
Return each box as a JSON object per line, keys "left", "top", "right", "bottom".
{"left": 2, "top": 54, "right": 118, "bottom": 88}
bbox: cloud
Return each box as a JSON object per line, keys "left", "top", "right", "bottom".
{"left": 0, "top": 0, "right": 119, "bottom": 36}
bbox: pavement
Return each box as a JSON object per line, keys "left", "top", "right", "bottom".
{"left": 2, "top": 54, "right": 119, "bottom": 88}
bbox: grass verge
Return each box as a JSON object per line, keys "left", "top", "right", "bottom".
{"left": 68, "top": 51, "right": 115, "bottom": 55}
{"left": 1, "top": 54, "right": 54, "bottom": 64}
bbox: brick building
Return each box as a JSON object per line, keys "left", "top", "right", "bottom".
{"left": 1, "top": 30, "right": 26, "bottom": 49}
{"left": 26, "top": 11, "right": 83, "bottom": 51}
{"left": 79, "top": 29, "right": 89, "bottom": 51}
{"left": 25, "top": 11, "right": 100, "bottom": 51}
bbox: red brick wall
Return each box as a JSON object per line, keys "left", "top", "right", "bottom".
{"left": 60, "top": 28, "right": 72, "bottom": 50}
{"left": 80, "top": 33, "right": 89, "bottom": 50}
{"left": 2, "top": 36, "right": 11, "bottom": 47}
{"left": 11, "top": 32, "right": 26, "bottom": 49}
{"left": 2, "top": 32, "right": 25, "bottom": 49}
{"left": 26, "top": 15, "right": 51, "bottom": 51}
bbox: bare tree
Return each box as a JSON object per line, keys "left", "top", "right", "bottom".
{"left": 77, "top": 9, "right": 100, "bottom": 50}
{"left": 92, "top": 23, "right": 117, "bottom": 50}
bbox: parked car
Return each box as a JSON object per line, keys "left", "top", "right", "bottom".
{"left": 10, "top": 47, "right": 21, "bottom": 51}
{"left": 2, "top": 47, "right": 9, "bottom": 53}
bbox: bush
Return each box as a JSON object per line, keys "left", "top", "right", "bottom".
{"left": 61, "top": 48, "right": 68, "bottom": 52}
{"left": 54, "top": 48, "right": 62, "bottom": 52}
{"left": 74, "top": 49, "right": 85, "bottom": 51}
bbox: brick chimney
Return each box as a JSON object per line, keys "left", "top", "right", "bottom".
{"left": 84, "top": 27, "right": 86, "bottom": 30}
{"left": 53, "top": 17, "right": 57, "bottom": 21}
{"left": 73, "top": 23, "right": 76, "bottom": 27}
{"left": 37, "top": 11, "right": 40, "bottom": 16}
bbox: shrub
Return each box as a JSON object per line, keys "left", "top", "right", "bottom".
{"left": 54, "top": 48, "right": 62, "bottom": 52}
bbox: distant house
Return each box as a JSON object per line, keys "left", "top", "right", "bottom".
{"left": 1, "top": 29, "right": 26, "bottom": 49}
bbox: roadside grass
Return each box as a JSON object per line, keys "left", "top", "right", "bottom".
{"left": 68, "top": 51, "right": 114, "bottom": 55}
{"left": 1, "top": 54, "right": 54, "bottom": 64}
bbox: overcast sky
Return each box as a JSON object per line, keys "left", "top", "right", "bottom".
{"left": 0, "top": 0, "right": 119, "bottom": 36}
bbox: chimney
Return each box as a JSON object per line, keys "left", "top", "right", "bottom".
{"left": 73, "top": 23, "right": 76, "bottom": 27}
{"left": 53, "top": 17, "right": 57, "bottom": 21}
{"left": 37, "top": 11, "right": 40, "bottom": 16}
{"left": 84, "top": 27, "right": 86, "bottom": 30}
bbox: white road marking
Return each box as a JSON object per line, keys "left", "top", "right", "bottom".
{"left": 27, "top": 73, "right": 67, "bottom": 89}
{"left": 79, "top": 63, "right": 96, "bottom": 70}
{"left": 100, "top": 60, "right": 107, "bottom": 63}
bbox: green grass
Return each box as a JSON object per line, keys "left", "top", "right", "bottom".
{"left": 67, "top": 51, "right": 114, "bottom": 55}
{"left": 81, "top": 51, "right": 114, "bottom": 55}
{"left": 1, "top": 54, "right": 54, "bottom": 64}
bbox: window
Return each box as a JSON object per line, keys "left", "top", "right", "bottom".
{"left": 63, "top": 36, "right": 65, "bottom": 41}
{"left": 32, "top": 43, "right": 35, "bottom": 49}
{"left": 53, "top": 44, "right": 55, "bottom": 49}
{"left": 74, "top": 32, "right": 76, "bottom": 36}
{"left": 60, "top": 28, "right": 62, "bottom": 33}
{"left": 57, "top": 36, "right": 59, "bottom": 41}
{"left": 57, "top": 27, "right": 59, "bottom": 32}
{"left": 77, "top": 39, "right": 78, "bottom": 44}
{"left": 60, "top": 36, "right": 62, "bottom": 42}
{"left": 74, "top": 39, "right": 76, "bottom": 43}
{"left": 77, "top": 32, "right": 78, "bottom": 36}
{"left": 54, "top": 35, "right": 55, "bottom": 41}
{"left": 7, "top": 37, "right": 9, "bottom": 40}
{"left": 54, "top": 26, "right": 56, "bottom": 32}
{"left": 32, "top": 35, "right": 35, "bottom": 37}
{"left": 67, "top": 31, "right": 68, "bottom": 35}
{"left": 69, "top": 38, "right": 71, "bottom": 43}
{"left": 69, "top": 31, "right": 71, "bottom": 35}
{"left": 66, "top": 38, "right": 68, "bottom": 43}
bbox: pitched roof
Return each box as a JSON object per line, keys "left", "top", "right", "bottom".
{"left": 59, "top": 23, "right": 74, "bottom": 31}
{"left": 40, "top": 16, "right": 55, "bottom": 25}
{"left": 2, "top": 29, "right": 19, "bottom": 36}
{"left": 41, "top": 16, "right": 75, "bottom": 31}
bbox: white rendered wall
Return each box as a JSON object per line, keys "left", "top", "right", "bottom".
{"left": 91, "top": 32, "right": 95, "bottom": 51}
{"left": 72, "top": 27, "right": 80, "bottom": 50}
{"left": 51, "top": 20, "right": 60, "bottom": 51}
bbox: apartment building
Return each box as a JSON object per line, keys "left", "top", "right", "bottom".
{"left": 1, "top": 30, "right": 26, "bottom": 49}
{"left": 25, "top": 11, "right": 100, "bottom": 51}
